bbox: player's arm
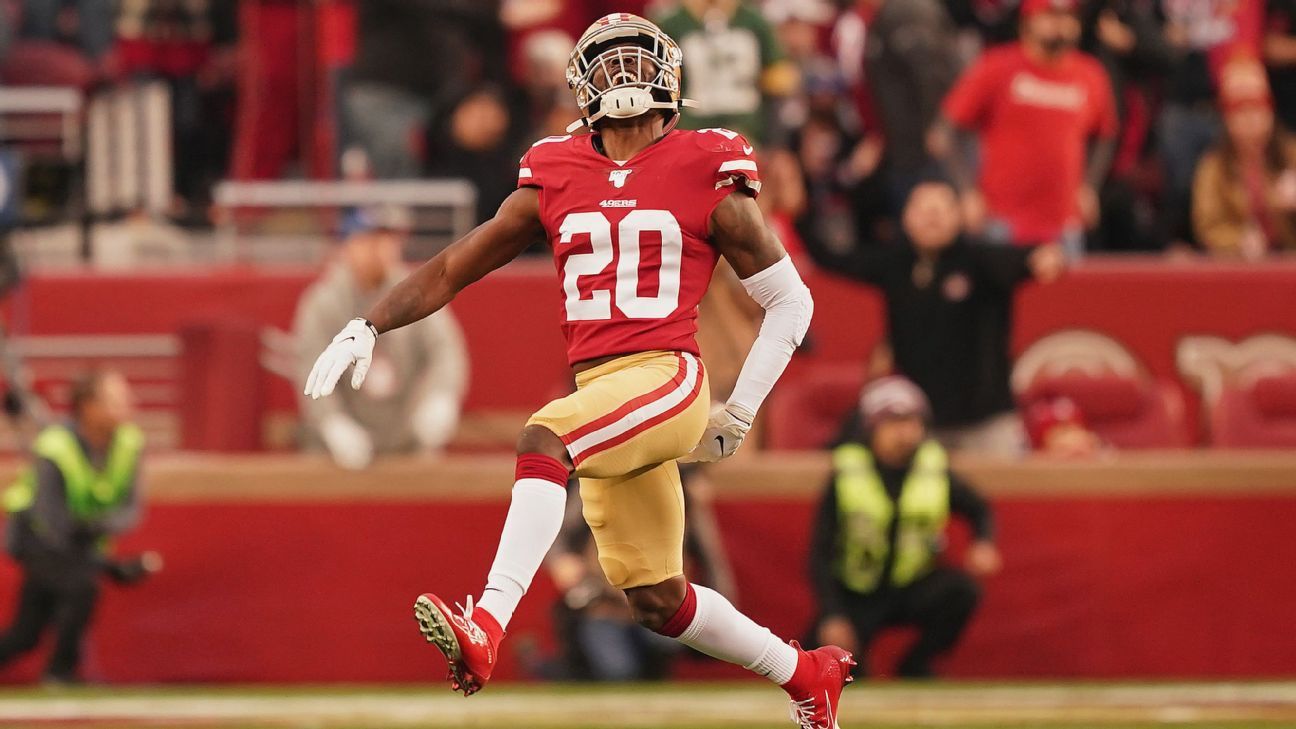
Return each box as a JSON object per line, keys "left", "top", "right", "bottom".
{"left": 681, "top": 192, "right": 813, "bottom": 463}
{"left": 366, "top": 188, "right": 543, "bottom": 333}
{"left": 304, "top": 188, "right": 544, "bottom": 399}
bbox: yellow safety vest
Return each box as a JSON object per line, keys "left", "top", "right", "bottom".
{"left": 4, "top": 424, "right": 144, "bottom": 518}
{"left": 832, "top": 440, "right": 950, "bottom": 593}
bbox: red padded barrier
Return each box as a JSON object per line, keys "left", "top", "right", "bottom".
{"left": 5, "top": 259, "right": 1296, "bottom": 448}
{"left": 0, "top": 492, "right": 1292, "bottom": 683}
{"left": 179, "top": 319, "right": 263, "bottom": 451}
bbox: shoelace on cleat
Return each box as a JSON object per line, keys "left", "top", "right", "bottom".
{"left": 788, "top": 696, "right": 826, "bottom": 729}
{"left": 455, "top": 595, "right": 475, "bottom": 619}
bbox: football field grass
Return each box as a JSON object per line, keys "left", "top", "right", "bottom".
{"left": 0, "top": 681, "right": 1293, "bottom": 728}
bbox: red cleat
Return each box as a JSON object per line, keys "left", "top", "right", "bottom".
{"left": 783, "top": 641, "right": 856, "bottom": 729}
{"left": 413, "top": 593, "right": 501, "bottom": 696}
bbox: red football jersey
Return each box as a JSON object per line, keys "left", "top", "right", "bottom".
{"left": 518, "top": 128, "right": 761, "bottom": 365}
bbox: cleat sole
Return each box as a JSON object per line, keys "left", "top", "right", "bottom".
{"left": 414, "top": 595, "right": 479, "bottom": 695}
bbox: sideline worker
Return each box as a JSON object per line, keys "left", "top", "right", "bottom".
{"left": 0, "top": 369, "right": 159, "bottom": 683}
{"left": 809, "top": 376, "right": 1000, "bottom": 678}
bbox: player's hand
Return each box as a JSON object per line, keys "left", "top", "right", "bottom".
{"left": 965, "top": 540, "right": 1003, "bottom": 578}
{"left": 817, "top": 615, "right": 859, "bottom": 655}
{"left": 680, "top": 404, "right": 754, "bottom": 463}
{"left": 304, "top": 318, "right": 377, "bottom": 399}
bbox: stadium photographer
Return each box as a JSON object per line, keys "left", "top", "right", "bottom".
{"left": 0, "top": 369, "right": 160, "bottom": 684}
{"left": 809, "top": 376, "right": 999, "bottom": 679}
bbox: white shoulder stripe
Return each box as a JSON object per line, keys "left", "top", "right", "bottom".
{"left": 518, "top": 167, "right": 533, "bottom": 178}
{"left": 719, "top": 159, "right": 758, "bottom": 173}
{"left": 531, "top": 135, "right": 571, "bottom": 147}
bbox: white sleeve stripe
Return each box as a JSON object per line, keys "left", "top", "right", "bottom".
{"left": 518, "top": 167, "right": 533, "bottom": 178}
{"left": 718, "top": 159, "right": 758, "bottom": 173}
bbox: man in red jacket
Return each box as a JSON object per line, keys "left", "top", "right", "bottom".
{"left": 929, "top": 0, "right": 1119, "bottom": 257}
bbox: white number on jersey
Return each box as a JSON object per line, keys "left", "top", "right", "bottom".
{"left": 560, "top": 210, "right": 683, "bottom": 321}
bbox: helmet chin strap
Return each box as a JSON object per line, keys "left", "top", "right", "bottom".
{"left": 566, "top": 96, "right": 699, "bottom": 133}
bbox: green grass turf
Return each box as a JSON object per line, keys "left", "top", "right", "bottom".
{"left": 0, "top": 682, "right": 1293, "bottom": 728}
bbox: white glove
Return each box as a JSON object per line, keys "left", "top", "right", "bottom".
{"left": 680, "top": 404, "right": 755, "bottom": 463}
{"left": 304, "top": 318, "right": 377, "bottom": 399}
{"left": 319, "top": 412, "right": 374, "bottom": 470}
{"left": 412, "top": 391, "right": 461, "bottom": 451}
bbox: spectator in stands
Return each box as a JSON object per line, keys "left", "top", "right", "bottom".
{"left": 809, "top": 376, "right": 999, "bottom": 678}
{"left": 426, "top": 85, "right": 527, "bottom": 224}
{"left": 113, "top": 0, "right": 239, "bottom": 221}
{"left": 1158, "top": 0, "right": 1264, "bottom": 245}
{"left": 294, "top": 206, "right": 468, "bottom": 469}
{"left": 20, "top": 0, "right": 113, "bottom": 60}
{"left": 343, "top": 0, "right": 507, "bottom": 178}
{"left": 805, "top": 180, "right": 1064, "bottom": 455}
{"left": 1023, "top": 396, "right": 1104, "bottom": 458}
{"left": 858, "top": 0, "right": 962, "bottom": 211}
{"left": 1266, "top": 0, "right": 1296, "bottom": 131}
{"left": 1078, "top": 0, "right": 1175, "bottom": 252}
{"left": 789, "top": 60, "right": 890, "bottom": 260}
{"left": 0, "top": 3, "right": 11, "bottom": 63}
{"left": 1193, "top": 55, "right": 1296, "bottom": 257}
{"left": 517, "top": 30, "right": 580, "bottom": 139}
{"left": 536, "top": 472, "right": 736, "bottom": 681}
{"left": 0, "top": 369, "right": 160, "bottom": 684}
{"left": 929, "top": 0, "right": 1119, "bottom": 257}
{"left": 655, "top": 0, "right": 797, "bottom": 145}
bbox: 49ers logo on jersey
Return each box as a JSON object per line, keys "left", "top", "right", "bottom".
{"left": 451, "top": 613, "right": 489, "bottom": 646}
{"left": 608, "top": 169, "right": 633, "bottom": 188}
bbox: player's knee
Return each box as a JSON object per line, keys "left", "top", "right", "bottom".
{"left": 624, "top": 578, "right": 688, "bottom": 633}
{"left": 516, "top": 425, "right": 571, "bottom": 468}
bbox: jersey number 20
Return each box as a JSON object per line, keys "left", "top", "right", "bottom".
{"left": 560, "top": 210, "right": 682, "bottom": 321}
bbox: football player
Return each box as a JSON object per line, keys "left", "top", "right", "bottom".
{"left": 305, "top": 13, "right": 853, "bottom": 728}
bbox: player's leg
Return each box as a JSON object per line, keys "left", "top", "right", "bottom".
{"left": 413, "top": 423, "right": 570, "bottom": 695}
{"left": 414, "top": 351, "right": 702, "bottom": 694}
{"left": 586, "top": 461, "right": 808, "bottom": 685}
{"left": 473, "top": 424, "right": 571, "bottom": 631}
{"left": 577, "top": 383, "right": 854, "bottom": 728}
{"left": 473, "top": 351, "right": 707, "bottom": 630}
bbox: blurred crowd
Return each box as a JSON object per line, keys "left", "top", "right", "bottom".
{"left": 0, "top": 0, "right": 1293, "bottom": 257}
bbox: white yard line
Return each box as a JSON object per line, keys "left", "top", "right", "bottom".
{"left": 0, "top": 683, "right": 1293, "bottom": 726}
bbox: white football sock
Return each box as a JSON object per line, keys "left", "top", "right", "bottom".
{"left": 474, "top": 478, "right": 567, "bottom": 629}
{"left": 675, "top": 584, "right": 800, "bottom": 685}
